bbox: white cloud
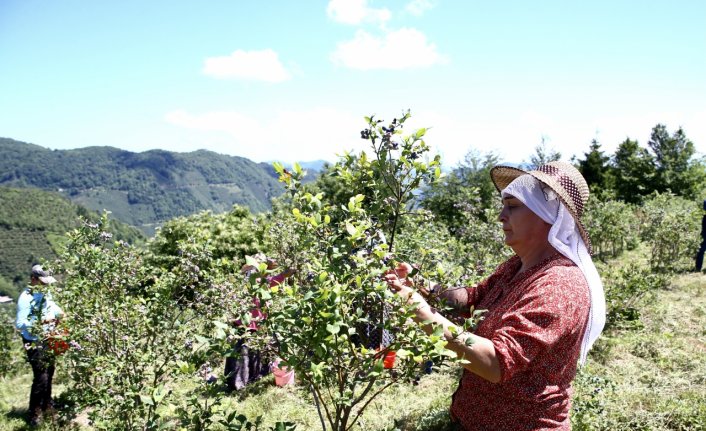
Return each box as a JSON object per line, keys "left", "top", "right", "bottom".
{"left": 164, "top": 110, "right": 265, "bottom": 137}
{"left": 326, "top": 0, "right": 391, "bottom": 26}
{"left": 405, "top": 0, "right": 437, "bottom": 16}
{"left": 330, "top": 28, "right": 446, "bottom": 70}
{"left": 164, "top": 107, "right": 706, "bottom": 169}
{"left": 202, "top": 49, "right": 291, "bottom": 82}
{"left": 164, "top": 108, "right": 365, "bottom": 163}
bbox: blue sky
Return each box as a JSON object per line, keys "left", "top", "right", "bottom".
{"left": 1, "top": 0, "right": 704, "bottom": 168}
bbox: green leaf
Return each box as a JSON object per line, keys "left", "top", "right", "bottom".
{"left": 153, "top": 386, "right": 167, "bottom": 403}
{"left": 245, "top": 255, "right": 260, "bottom": 267}
{"left": 259, "top": 288, "right": 272, "bottom": 301}
{"left": 326, "top": 323, "right": 341, "bottom": 334}
{"left": 213, "top": 320, "right": 228, "bottom": 330}
{"left": 346, "top": 223, "right": 357, "bottom": 236}
{"left": 318, "top": 271, "right": 328, "bottom": 282}
{"left": 396, "top": 348, "right": 410, "bottom": 359}
{"left": 139, "top": 394, "right": 154, "bottom": 406}
{"left": 415, "top": 128, "right": 427, "bottom": 139}
{"left": 310, "top": 361, "right": 324, "bottom": 379}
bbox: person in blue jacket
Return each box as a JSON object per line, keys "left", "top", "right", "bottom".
{"left": 15, "top": 264, "right": 65, "bottom": 427}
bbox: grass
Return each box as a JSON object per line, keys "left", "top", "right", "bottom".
{"left": 573, "top": 272, "right": 706, "bottom": 430}
{"left": 1, "top": 262, "right": 704, "bottom": 430}
{"left": 216, "top": 368, "right": 459, "bottom": 431}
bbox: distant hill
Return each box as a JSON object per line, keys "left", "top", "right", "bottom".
{"left": 0, "top": 186, "right": 144, "bottom": 299}
{"left": 0, "top": 138, "right": 287, "bottom": 234}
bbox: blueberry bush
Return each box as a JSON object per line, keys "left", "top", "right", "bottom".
{"left": 243, "top": 113, "right": 483, "bottom": 431}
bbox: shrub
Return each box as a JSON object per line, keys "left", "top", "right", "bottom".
{"left": 584, "top": 197, "right": 640, "bottom": 260}
{"left": 602, "top": 264, "right": 669, "bottom": 330}
{"left": 54, "top": 215, "right": 277, "bottom": 430}
{"left": 248, "top": 112, "right": 476, "bottom": 431}
{"left": 571, "top": 368, "right": 615, "bottom": 431}
{"left": 0, "top": 304, "right": 24, "bottom": 377}
{"left": 640, "top": 193, "right": 701, "bottom": 273}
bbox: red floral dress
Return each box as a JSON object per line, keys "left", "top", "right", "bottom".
{"left": 450, "top": 253, "right": 590, "bottom": 430}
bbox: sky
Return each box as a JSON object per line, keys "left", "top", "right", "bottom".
{"left": 1, "top": 0, "right": 705, "bottom": 169}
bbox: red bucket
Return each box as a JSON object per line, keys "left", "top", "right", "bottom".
{"left": 383, "top": 350, "right": 396, "bottom": 369}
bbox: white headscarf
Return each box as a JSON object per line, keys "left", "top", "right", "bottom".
{"left": 502, "top": 175, "right": 605, "bottom": 364}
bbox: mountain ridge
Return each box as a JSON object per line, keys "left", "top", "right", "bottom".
{"left": 0, "top": 186, "right": 144, "bottom": 298}
{"left": 0, "top": 137, "right": 290, "bottom": 234}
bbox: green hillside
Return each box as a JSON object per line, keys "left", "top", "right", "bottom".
{"left": 0, "top": 187, "right": 144, "bottom": 299}
{"left": 0, "top": 138, "right": 285, "bottom": 233}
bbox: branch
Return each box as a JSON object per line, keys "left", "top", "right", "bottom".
{"left": 347, "top": 375, "right": 400, "bottom": 431}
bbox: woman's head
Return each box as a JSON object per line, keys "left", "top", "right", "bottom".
{"left": 499, "top": 194, "right": 552, "bottom": 253}
{"left": 490, "top": 161, "right": 591, "bottom": 254}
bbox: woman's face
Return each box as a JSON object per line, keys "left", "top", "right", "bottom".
{"left": 498, "top": 195, "right": 551, "bottom": 251}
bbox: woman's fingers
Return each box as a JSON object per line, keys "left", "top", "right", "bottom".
{"left": 383, "top": 273, "right": 404, "bottom": 291}
{"left": 394, "top": 262, "right": 413, "bottom": 279}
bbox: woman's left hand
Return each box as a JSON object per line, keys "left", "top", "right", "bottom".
{"left": 384, "top": 263, "right": 429, "bottom": 310}
{"left": 383, "top": 262, "right": 413, "bottom": 293}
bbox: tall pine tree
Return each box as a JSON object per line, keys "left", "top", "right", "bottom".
{"left": 577, "top": 139, "right": 611, "bottom": 193}
{"left": 611, "top": 138, "right": 655, "bottom": 203}
{"left": 648, "top": 124, "right": 703, "bottom": 199}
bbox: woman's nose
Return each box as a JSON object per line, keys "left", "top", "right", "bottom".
{"left": 498, "top": 206, "right": 507, "bottom": 222}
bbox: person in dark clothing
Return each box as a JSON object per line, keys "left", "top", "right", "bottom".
{"left": 695, "top": 200, "right": 706, "bottom": 271}
{"left": 225, "top": 257, "right": 292, "bottom": 392}
{"left": 15, "top": 265, "right": 65, "bottom": 427}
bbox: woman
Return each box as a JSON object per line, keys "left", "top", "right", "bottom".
{"left": 385, "top": 161, "right": 605, "bottom": 430}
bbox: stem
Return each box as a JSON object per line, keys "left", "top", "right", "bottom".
{"left": 340, "top": 406, "right": 353, "bottom": 431}
{"left": 346, "top": 376, "right": 400, "bottom": 430}
{"left": 388, "top": 199, "right": 401, "bottom": 252}
{"left": 310, "top": 383, "right": 327, "bottom": 431}
{"left": 303, "top": 374, "right": 334, "bottom": 430}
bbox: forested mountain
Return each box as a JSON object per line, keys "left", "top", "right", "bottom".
{"left": 0, "top": 186, "right": 144, "bottom": 299}
{"left": 0, "top": 138, "right": 286, "bottom": 233}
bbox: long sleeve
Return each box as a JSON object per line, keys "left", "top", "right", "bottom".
{"left": 44, "top": 293, "right": 64, "bottom": 320}
{"left": 15, "top": 290, "right": 36, "bottom": 341}
{"left": 490, "top": 270, "right": 589, "bottom": 381}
